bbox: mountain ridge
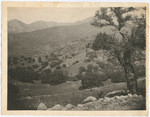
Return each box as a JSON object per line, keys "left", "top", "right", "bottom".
{"left": 8, "top": 17, "right": 93, "bottom": 33}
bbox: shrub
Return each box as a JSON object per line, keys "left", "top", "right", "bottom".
{"left": 12, "top": 57, "right": 18, "bottom": 65}
{"left": 8, "top": 67, "right": 39, "bottom": 83}
{"left": 134, "top": 64, "right": 145, "bottom": 77}
{"left": 86, "top": 51, "right": 97, "bottom": 60}
{"left": 50, "top": 52, "right": 59, "bottom": 61}
{"left": 76, "top": 66, "right": 86, "bottom": 80}
{"left": 50, "top": 70, "right": 67, "bottom": 85}
{"left": 50, "top": 59, "right": 63, "bottom": 68}
{"left": 32, "top": 64, "right": 39, "bottom": 69}
{"left": 71, "top": 53, "right": 76, "bottom": 57}
{"left": 41, "top": 61, "right": 49, "bottom": 68}
{"left": 80, "top": 64, "right": 107, "bottom": 90}
{"left": 109, "top": 70, "right": 126, "bottom": 83}
{"left": 38, "top": 57, "right": 42, "bottom": 62}
{"left": 84, "top": 58, "right": 91, "bottom": 62}
{"left": 41, "top": 69, "right": 51, "bottom": 84}
{"left": 56, "top": 65, "right": 61, "bottom": 70}
{"left": 92, "top": 33, "right": 114, "bottom": 50}
{"left": 72, "top": 60, "right": 79, "bottom": 65}
{"left": 41, "top": 69, "right": 67, "bottom": 85}
{"left": 97, "top": 91, "right": 104, "bottom": 98}
{"left": 62, "top": 64, "right": 66, "bottom": 68}
{"left": 8, "top": 83, "right": 20, "bottom": 110}
{"left": 21, "top": 63, "right": 25, "bottom": 66}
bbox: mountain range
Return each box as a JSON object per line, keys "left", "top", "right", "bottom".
{"left": 8, "top": 19, "right": 72, "bottom": 33}
{"left": 8, "top": 17, "right": 120, "bottom": 57}
{"left": 8, "top": 17, "right": 93, "bottom": 33}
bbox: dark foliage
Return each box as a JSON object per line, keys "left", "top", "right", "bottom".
{"left": 8, "top": 67, "right": 39, "bottom": 83}
{"left": 50, "top": 70, "right": 67, "bottom": 85}
{"left": 41, "top": 69, "right": 51, "bottom": 84}
{"left": 107, "top": 71, "right": 126, "bottom": 83}
{"left": 56, "top": 65, "right": 61, "bottom": 70}
{"left": 80, "top": 64, "right": 107, "bottom": 90}
{"left": 41, "top": 61, "right": 49, "bottom": 68}
{"left": 41, "top": 68, "right": 67, "bottom": 85}
{"left": 72, "top": 60, "right": 79, "bottom": 65}
{"left": 62, "top": 64, "right": 66, "bottom": 68}
{"left": 92, "top": 32, "right": 114, "bottom": 51}
{"left": 7, "top": 83, "right": 20, "bottom": 110}
{"left": 32, "top": 64, "right": 39, "bottom": 69}
{"left": 38, "top": 56, "right": 42, "bottom": 62}
{"left": 97, "top": 91, "right": 104, "bottom": 98}
{"left": 50, "top": 60, "right": 61, "bottom": 68}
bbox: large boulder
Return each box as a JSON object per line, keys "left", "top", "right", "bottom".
{"left": 48, "top": 104, "right": 63, "bottom": 110}
{"left": 37, "top": 103, "right": 47, "bottom": 110}
{"left": 105, "top": 90, "right": 127, "bottom": 98}
{"left": 65, "top": 104, "right": 74, "bottom": 110}
{"left": 83, "top": 96, "right": 97, "bottom": 103}
{"left": 77, "top": 104, "right": 84, "bottom": 108}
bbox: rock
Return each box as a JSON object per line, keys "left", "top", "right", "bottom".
{"left": 120, "top": 95, "right": 128, "bottom": 99}
{"left": 128, "top": 94, "right": 132, "bottom": 97}
{"left": 115, "top": 96, "right": 122, "bottom": 100}
{"left": 25, "top": 96, "right": 32, "bottom": 100}
{"left": 104, "top": 97, "right": 111, "bottom": 101}
{"left": 37, "top": 103, "right": 47, "bottom": 110}
{"left": 77, "top": 104, "right": 84, "bottom": 108}
{"left": 50, "top": 104, "right": 63, "bottom": 110}
{"left": 133, "top": 94, "right": 138, "bottom": 97}
{"left": 61, "top": 108, "right": 67, "bottom": 110}
{"left": 65, "top": 104, "right": 74, "bottom": 110}
{"left": 83, "top": 96, "right": 97, "bottom": 103}
{"left": 110, "top": 97, "right": 115, "bottom": 100}
{"left": 105, "top": 90, "right": 127, "bottom": 98}
{"left": 139, "top": 95, "right": 143, "bottom": 98}
{"left": 98, "top": 98, "right": 103, "bottom": 101}
{"left": 47, "top": 108, "right": 52, "bottom": 110}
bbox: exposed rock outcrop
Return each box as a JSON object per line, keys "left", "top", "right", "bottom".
{"left": 83, "top": 96, "right": 97, "bottom": 103}
{"left": 37, "top": 103, "right": 47, "bottom": 110}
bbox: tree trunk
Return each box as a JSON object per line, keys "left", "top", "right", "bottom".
{"left": 123, "top": 62, "right": 138, "bottom": 94}
{"left": 115, "top": 50, "right": 138, "bottom": 94}
{"left": 123, "top": 50, "right": 138, "bottom": 94}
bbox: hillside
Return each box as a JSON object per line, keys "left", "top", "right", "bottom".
{"left": 8, "top": 19, "right": 29, "bottom": 33}
{"left": 8, "top": 20, "right": 100, "bottom": 56}
{"left": 8, "top": 17, "right": 93, "bottom": 33}
{"left": 8, "top": 19, "right": 71, "bottom": 33}
{"left": 8, "top": 18, "right": 121, "bottom": 57}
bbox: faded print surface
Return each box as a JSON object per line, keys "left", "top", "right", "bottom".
{"left": 7, "top": 6, "right": 146, "bottom": 110}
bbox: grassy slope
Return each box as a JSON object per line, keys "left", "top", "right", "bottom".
{"left": 12, "top": 78, "right": 145, "bottom": 110}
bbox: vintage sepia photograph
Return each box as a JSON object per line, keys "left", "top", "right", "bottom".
{"left": 1, "top": 2, "right": 149, "bottom": 116}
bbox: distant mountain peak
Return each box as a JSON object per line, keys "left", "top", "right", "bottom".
{"left": 8, "top": 16, "right": 94, "bottom": 33}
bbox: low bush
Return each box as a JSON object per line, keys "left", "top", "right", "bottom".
{"left": 80, "top": 64, "right": 107, "bottom": 90}
{"left": 135, "top": 64, "right": 145, "bottom": 77}
{"left": 50, "top": 70, "right": 67, "bottom": 85}
{"left": 41, "top": 61, "right": 49, "bottom": 68}
{"left": 41, "top": 69, "right": 51, "bottom": 84}
{"left": 72, "top": 60, "right": 79, "bottom": 65}
{"left": 50, "top": 60, "right": 61, "bottom": 68}
{"left": 97, "top": 91, "right": 104, "bottom": 98}
{"left": 107, "top": 70, "right": 126, "bottom": 83}
{"left": 8, "top": 67, "right": 39, "bottom": 83}
{"left": 62, "top": 64, "right": 66, "bottom": 68}
{"left": 32, "top": 64, "right": 39, "bottom": 69}
{"left": 56, "top": 65, "right": 61, "bottom": 70}
{"left": 41, "top": 69, "right": 67, "bottom": 85}
{"left": 84, "top": 58, "right": 91, "bottom": 62}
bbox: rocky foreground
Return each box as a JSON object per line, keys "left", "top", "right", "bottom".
{"left": 37, "top": 90, "right": 145, "bottom": 110}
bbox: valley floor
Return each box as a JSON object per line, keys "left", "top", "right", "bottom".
{"left": 8, "top": 77, "right": 146, "bottom": 110}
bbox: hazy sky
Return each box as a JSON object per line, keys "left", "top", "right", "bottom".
{"left": 8, "top": 7, "right": 100, "bottom": 24}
